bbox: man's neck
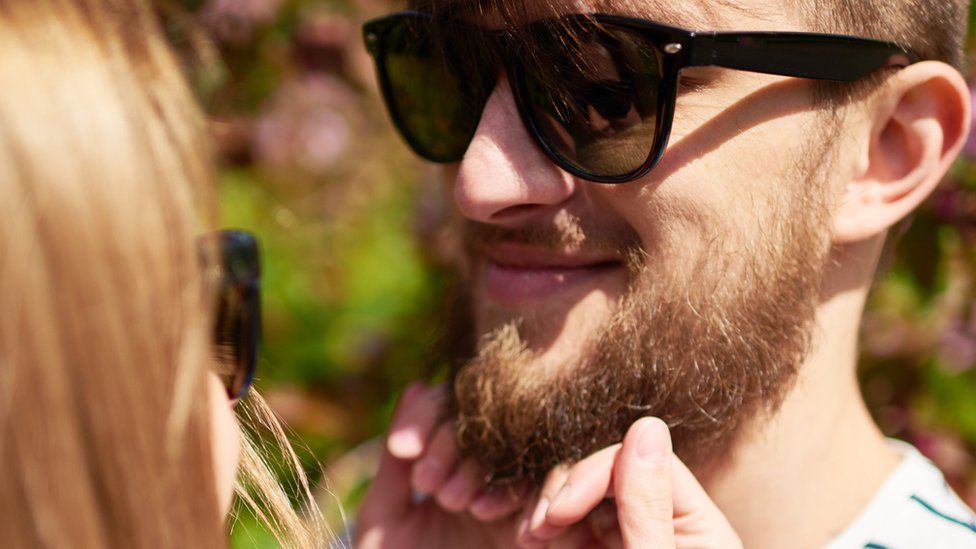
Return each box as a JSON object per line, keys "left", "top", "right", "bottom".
{"left": 702, "top": 248, "right": 903, "bottom": 548}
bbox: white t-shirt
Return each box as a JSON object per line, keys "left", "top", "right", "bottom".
{"left": 827, "top": 440, "right": 976, "bottom": 548}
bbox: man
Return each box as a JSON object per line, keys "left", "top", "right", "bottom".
{"left": 357, "top": 0, "right": 976, "bottom": 547}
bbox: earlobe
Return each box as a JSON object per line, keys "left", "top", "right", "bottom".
{"left": 833, "top": 61, "right": 971, "bottom": 244}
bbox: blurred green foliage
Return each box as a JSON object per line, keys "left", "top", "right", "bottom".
{"left": 161, "top": 0, "right": 976, "bottom": 545}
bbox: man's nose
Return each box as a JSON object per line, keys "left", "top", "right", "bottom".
{"left": 453, "top": 77, "right": 577, "bottom": 225}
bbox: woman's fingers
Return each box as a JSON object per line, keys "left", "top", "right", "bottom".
{"left": 411, "top": 422, "right": 460, "bottom": 495}
{"left": 390, "top": 382, "right": 527, "bottom": 521}
{"left": 387, "top": 383, "right": 448, "bottom": 459}
{"left": 613, "top": 417, "right": 676, "bottom": 549}
{"left": 435, "top": 458, "right": 486, "bottom": 512}
{"left": 543, "top": 444, "right": 622, "bottom": 528}
{"left": 516, "top": 465, "right": 572, "bottom": 547}
{"left": 470, "top": 484, "right": 528, "bottom": 521}
{"left": 379, "top": 383, "right": 731, "bottom": 549}
{"left": 525, "top": 417, "right": 740, "bottom": 549}
{"left": 357, "top": 387, "right": 433, "bottom": 530}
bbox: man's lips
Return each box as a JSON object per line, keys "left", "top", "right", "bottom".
{"left": 479, "top": 242, "right": 625, "bottom": 305}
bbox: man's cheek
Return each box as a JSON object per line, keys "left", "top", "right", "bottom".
{"left": 606, "top": 183, "right": 720, "bottom": 276}
{"left": 649, "top": 142, "right": 798, "bottom": 256}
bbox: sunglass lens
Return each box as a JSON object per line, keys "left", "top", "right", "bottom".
{"left": 214, "top": 230, "right": 259, "bottom": 401}
{"left": 519, "top": 24, "right": 662, "bottom": 180}
{"left": 371, "top": 14, "right": 496, "bottom": 162}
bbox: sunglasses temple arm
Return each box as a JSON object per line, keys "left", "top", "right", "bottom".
{"left": 688, "top": 32, "right": 917, "bottom": 82}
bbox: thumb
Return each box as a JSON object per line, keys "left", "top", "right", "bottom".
{"left": 613, "top": 417, "right": 676, "bottom": 549}
{"left": 614, "top": 418, "right": 741, "bottom": 549}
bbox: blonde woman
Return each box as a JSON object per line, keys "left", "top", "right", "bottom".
{"left": 0, "top": 0, "right": 328, "bottom": 547}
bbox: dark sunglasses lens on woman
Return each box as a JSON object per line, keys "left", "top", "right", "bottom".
{"left": 212, "top": 229, "right": 261, "bottom": 400}
{"left": 363, "top": 11, "right": 918, "bottom": 183}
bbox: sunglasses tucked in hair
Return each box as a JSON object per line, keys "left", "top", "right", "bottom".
{"left": 208, "top": 229, "right": 261, "bottom": 400}
{"left": 363, "top": 11, "right": 919, "bottom": 183}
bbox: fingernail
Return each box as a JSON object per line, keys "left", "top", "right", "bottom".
{"left": 636, "top": 418, "right": 670, "bottom": 463}
{"left": 388, "top": 431, "right": 422, "bottom": 458}
{"left": 529, "top": 497, "right": 550, "bottom": 530}
{"left": 547, "top": 483, "right": 572, "bottom": 516}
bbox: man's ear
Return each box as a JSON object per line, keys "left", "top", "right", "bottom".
{"left": 834, "top": 61, "right": 971, "bottom": 243}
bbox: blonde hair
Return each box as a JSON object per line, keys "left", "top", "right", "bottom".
{"left": 0, "top": 0, "right": 328, "bottom": 547}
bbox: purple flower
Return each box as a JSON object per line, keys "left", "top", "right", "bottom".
{"left": 199, "top": 0, "right": 283, "bottom": 46}
{"left": 938, "top": 317, "right": 976, "bottom": 373}
{"left": 253, "top": 75, "right": 362, "bottom": 179}
{"left": 911, "top": 430, "right": 973, "bottom": 481}
{"left": 295, "top": 13, "right": 354, "bottom": 74}
{"left": 931, "top": 180, "right": 976, "bottom": 229}
{"left": 932, "top": 185, "right": 962, "bottom": 223}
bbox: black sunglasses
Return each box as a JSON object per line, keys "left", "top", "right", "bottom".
{"left": 363, "top": 11, "right": 919, "bottom": 184}
{"left": 208, "top": 229, "right": 261, "bottom": 401}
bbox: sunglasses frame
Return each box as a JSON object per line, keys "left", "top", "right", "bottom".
{"left": 364, "top": 11, "right": 919, "bottom": 184}
{"left": 211, "top": 229, "right": 261, "bottom": 401}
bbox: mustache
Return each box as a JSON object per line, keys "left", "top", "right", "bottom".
{"left": 459, "top": 213, "right": 644, "bottom": 260}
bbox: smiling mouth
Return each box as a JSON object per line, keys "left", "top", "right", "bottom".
{"left": 480, "top": 242, "right": 626, "bottom": 306}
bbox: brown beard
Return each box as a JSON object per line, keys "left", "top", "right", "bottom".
{"left": 444, "top": 183, "right": 831, "bottom": 488}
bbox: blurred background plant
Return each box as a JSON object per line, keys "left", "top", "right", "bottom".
{"left": 158, "top": 0, "right": 976, "bottom": 545}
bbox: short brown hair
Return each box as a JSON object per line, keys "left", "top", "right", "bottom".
{"left": 803, "top": 1, "right": 969, "bottom": 71}
{"left": 799, "top": 1, "right": 969, "bottom": 108}
{"left": 415, "top": 0, "right": 970, "bottom": 71}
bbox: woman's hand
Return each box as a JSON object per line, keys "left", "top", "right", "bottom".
{"left": 356, "top": 382, "right": 741, "bottom": 549}
{"left": 382, "top": 382, "right": 526, "bottom": 519}
{"left": 354, "top": 383, "right": 523, "bottom": 549}
{"left": 516, "top": 417, "right": 742, "bottom": 549}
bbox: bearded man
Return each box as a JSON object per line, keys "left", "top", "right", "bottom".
{"left": 355, "top": 0, "right": 976, "bottom": 547}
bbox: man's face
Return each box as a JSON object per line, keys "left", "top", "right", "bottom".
{"left": 442, "top": 0, "right": 839, "bottom": 485}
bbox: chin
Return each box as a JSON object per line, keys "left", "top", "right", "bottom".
{"left": 473, "top": 283, "right": 622, "bottom": 359}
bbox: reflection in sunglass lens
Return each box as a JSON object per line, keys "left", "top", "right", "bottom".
{"left": 519, "top": 25, "right": 662, "bottom": 179}
{"left": 380, "top": 17, "right": 496, "bottom": 162}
